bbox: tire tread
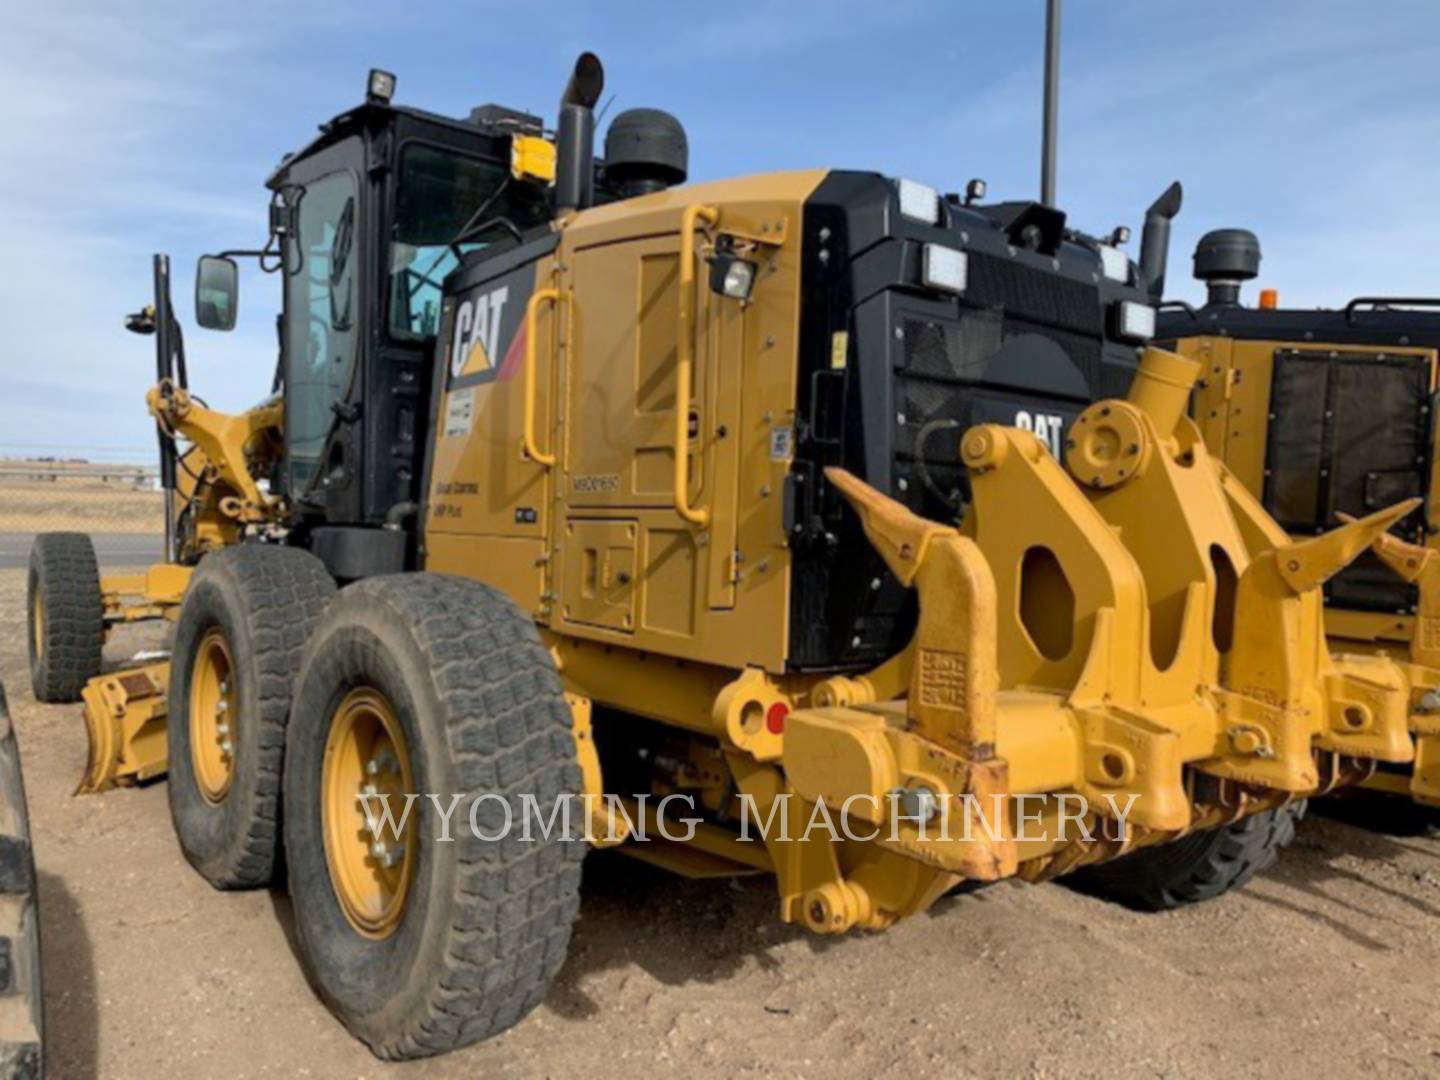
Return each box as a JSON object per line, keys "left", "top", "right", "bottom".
{"left": 1077, "top": 803, "right": 1304, "bottom": 911}
{"left": 296, "top": 574, "right": 582, "bottom": 1060}
{"left": 28, "top": 533, "right": 103, "bottom": 703}
{"left": 172, "top": 544, "right": 334, "bottom": 887}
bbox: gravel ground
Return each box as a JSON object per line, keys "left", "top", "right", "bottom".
{"left": 5, "top": 566, "right": 1440, "bottom": 1079}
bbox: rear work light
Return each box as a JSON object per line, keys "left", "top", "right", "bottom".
{"left": 1098, "top": 244, "right": 1130, "bottom": 284}
{"left": 897, "top": 178, "right": 941, "bottom": 224}
{"left": 922, "top": 244, "right": 968, "bottom": 295}
{"left": 1115, "top": 300, "right": 1156, "bottom": 342}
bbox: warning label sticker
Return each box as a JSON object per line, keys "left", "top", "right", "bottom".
{"left": 444, "top": 388, "right": 474, "bottom": 438}
{"left": 770, "top": 425, "right": 794, "bottom": 461}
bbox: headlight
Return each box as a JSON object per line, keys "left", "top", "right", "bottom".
{"left": 1115, "top": 300, "right": 1156, "bottom": 341}
{"left": 922, "top": 244, "right": 968, "bottom": 294}
{"left": 708, "top": 252, "right": 757, "bottom": 301}
{"left": 1097, "top": 244, "right": 1130, "bottom": 284}
{"left": 897, "top": 178, "right": 941, "bottom": 224}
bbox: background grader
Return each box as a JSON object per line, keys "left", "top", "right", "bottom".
{"left": 1161, "top": 232, "right": 1440, "bottom": 816}
{"left": 19, "top": 52, "right": 1428, "bottom": 1060}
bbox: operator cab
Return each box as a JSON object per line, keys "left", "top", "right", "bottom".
{"left": 200, "top": 71, "right": 556, "bottom": 575}
{"left": 270, "top": 79, "right": 554, "bottom": 564}
{"left": 189, "top": 64, "right": 700, "bottom": 581}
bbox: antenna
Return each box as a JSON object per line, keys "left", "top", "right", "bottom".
{"left": 596, "top": 92, "right": 617, "bottom": 126}
{"left": 1041, "top": 0, "right": 1061, "bottom": 207}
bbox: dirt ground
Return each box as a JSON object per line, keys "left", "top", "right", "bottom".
{"left": 0, "top": 479, "right": 162, "bottom": 536}
{"left": 5, "top": 566, "right": 1439, "bottom": 1079}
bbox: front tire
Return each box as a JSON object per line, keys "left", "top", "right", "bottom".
{"left": 1074, "top": 803, "right": 1304, "bottom": 911}
{"left": 0, "top": 683, "right": 43, "bottom": 1076}
{"left": 27, "top": 532, "right": 103, "bottom": 703}
{"left": 168, "top": 545, "right": 335, "bottom": 889}
{"left": 284, "top": 574, "right": 584, "bottom": 1060}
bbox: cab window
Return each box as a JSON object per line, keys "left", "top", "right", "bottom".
{"left": 283, "top": 169, "right": 359, "bottom": 495}
{"left": 388, "top": 144, "right": 549, "bottom": 339}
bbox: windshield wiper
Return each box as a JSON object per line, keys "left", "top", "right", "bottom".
{"left": 449, "top": 217, "right": 523, "bottom": 256}
{"left": 396, "top": 180, "right": 516, "bottom": 300}
{"left": 446, "top": 177, "right": 511, "bottom": 253}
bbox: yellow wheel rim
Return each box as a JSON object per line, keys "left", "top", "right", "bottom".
{"left": 321, "top": 687, "right": 417, "bottom": 940}
{"left": 30, "top": 588, "right": 43, "bottom": 662}
{"left": 189, "top": 627, "right": 237, "bottom": 804}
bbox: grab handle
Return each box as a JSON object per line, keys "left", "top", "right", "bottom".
{"left": 522, "top": 287, "right": 560, "bottom": 468}
{"left": 676, "top": 204, "right": 718, "bottom": 526}
{"left": 1344, "top": 297, "right": 1440, "bottom": 325}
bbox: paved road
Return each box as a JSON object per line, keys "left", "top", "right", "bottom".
{"left": 0, "top": 532, "right": 161, "bottom": 570}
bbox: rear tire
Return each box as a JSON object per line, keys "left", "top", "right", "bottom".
{"left": 168, "top": 545, "right": 335, "bottom": 889}
{"left": 0, "top": 683, "right": 43, "bottom": 1077}
{"left": 284, "top": 574, "right": 584, "bottom": 1060}
{"left": 27, "top": 533, "right": 103, "bottom": 703}
{"left": 1074, "top": 802, "right": 1304, "bottom": 911}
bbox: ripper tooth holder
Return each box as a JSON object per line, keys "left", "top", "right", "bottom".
{"left": 784, "top": 347, "right": 1422, "bottom": 910}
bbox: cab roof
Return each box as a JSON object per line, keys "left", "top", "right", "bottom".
{"left": 266, "top": 99, "right": 543, "bottom": 189}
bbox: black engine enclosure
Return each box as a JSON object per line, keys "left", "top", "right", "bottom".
{"left": 787, "top": 172, "right": 1153, "bottom": 672}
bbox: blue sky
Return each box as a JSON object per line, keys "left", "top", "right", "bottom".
{"left": 3, "top": 0, "right": 1438, "bottom": 461}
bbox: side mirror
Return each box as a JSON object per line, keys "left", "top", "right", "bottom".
{"left": 195, "top": 255, "right": 239, "bottom": 331}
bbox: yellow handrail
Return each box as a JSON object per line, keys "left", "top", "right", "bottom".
{"left": 676, "top": 204, "right": 718, "bottom": 527}
{"left": 522, "top": 286, "right": 560, "bottom": 467}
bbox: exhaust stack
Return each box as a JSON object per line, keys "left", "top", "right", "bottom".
{"left": 555, "top": 52, "right": 605, "bottom": 214}
{"left": 1137, "top": 181, "right": 1183, "bottom": 299}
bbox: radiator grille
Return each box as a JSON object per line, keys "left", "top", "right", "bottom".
{"left": 896, "top": 315, "right": 1099, "bottom": 455}
{"left": 893, "top": 306, "right": 1100, "bottom": 521}
{"left": 1264, "top": 347, "right": 1430, "bottom": 612}
{"left": 964, "top": 250, "right": 1104, "bottom": 336}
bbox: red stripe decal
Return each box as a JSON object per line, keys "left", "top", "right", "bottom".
{"left": 496, "top": 319, "right": 528, "bottom": 382}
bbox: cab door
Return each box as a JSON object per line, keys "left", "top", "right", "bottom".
{"left": 280, "top": 139, "right": 365, "bottom": 508}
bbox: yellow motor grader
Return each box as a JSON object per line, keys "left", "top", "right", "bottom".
{"left": 1159, "top": 230, "right": 1440, "bottom": 813}
{"left": 22, "top": 54, "right": 1430, "bottom": 1059}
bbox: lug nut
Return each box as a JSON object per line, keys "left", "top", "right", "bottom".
{"left": 369, "top": 841, "right": 405, "bottom": 869}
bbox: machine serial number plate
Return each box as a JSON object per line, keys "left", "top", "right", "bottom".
{"left": 574, "top": 474, "right": 620, "bottom": 494}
